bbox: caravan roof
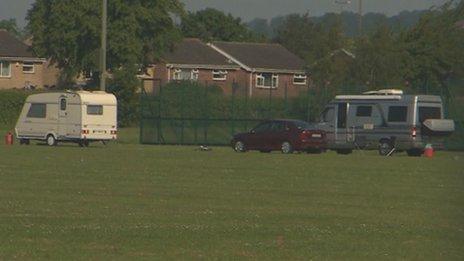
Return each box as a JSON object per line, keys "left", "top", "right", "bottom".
{"left": 25, "top": 91, "right": 116, "bottom": 105}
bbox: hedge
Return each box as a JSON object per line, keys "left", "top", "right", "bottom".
{"left": 0, "top": 90, "right": 31, "bottom": 126}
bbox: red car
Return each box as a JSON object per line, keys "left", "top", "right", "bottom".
{"left": 231, "top": 119, "right": 326, "bottom": 154}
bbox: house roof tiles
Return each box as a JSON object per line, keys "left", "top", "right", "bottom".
{"left": 212, "top": 41, "right": 306, "bottom": 73}
{"left": 0, "top": 29, "right": 37, "bottom": 58}
{"left": 163, "top": 38, "right": 238, "bottom": 68}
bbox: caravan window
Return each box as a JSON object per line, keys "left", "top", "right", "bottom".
{"left": 27, "top": 103, "right": 46, "bottom": 118}
{"left": 356, "top": 106, "right": 372, "bottom": 117}
{"left": 321, "top": 107, "right": 335, "bottom": 123}
{"left": 419, "top": 107, "right": 441, "bottom": 123}
{"left": 388, "top": 106, "right": 408, "bottom": 122}
{"left": 87, "top": 105, "right": 103, "bottom": 115}
{"left": 60, "top": 98, "right": 67, "bottom": 110}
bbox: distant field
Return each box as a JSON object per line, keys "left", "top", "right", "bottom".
{"left": 0, "top": 132, "right": 463, "bottom": 259}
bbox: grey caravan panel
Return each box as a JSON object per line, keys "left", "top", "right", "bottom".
{"left": 347, "top": 103, "right": 385, "bottom": 149}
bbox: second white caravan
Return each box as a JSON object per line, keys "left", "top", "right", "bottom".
{"left": 15, "top": 91, "right": 117, "bottom": 146}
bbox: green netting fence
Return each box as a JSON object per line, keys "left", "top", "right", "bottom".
{"left": 139, "top": 79, "right": 464, "bottom": 150}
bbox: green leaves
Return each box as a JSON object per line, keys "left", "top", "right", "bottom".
{"left": 181, "top": 8, "right": 263, "bottom": 42}
{"left": 27, "top": 0, "right": 183, "bottom": 83}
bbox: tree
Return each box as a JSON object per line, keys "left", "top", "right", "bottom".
{"left": 27, "top": 0, "right": 184, "bottom": 84}
{"left": 402, "top": 0, "right": 464, "bottom": 94}
{"left": 351, "top": 26, "right": 411, "bottom": 90}
{"left": 275, "top": 13, "right": 347, "bottom": 64}
{"left": 0, "top": 19, "right": 21, "bottom": 38}
{"left": 181, "top": 8, "right": 263, "bottom": 42}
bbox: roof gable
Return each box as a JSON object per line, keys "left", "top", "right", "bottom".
{"left": 0, "top": 30, "right": 37, "bottom": 58}
{"left": 163, "top": 38, "right": 238, "bottom": 68}
{"left": 211, "top": 41, "right": 306, "bottom": 73}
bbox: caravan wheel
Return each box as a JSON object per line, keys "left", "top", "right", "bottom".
{"left": 79, "top": 140, "right": 90, "bottom": 147}
{"left": 46, "top": 135, "right": 57, "bottom": 146}
{"left": 379, "top": 141, "right": 393, "bottom": 156}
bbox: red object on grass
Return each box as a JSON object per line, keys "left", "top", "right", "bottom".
{"left": 424, "top": 144, "right": 434, "bottom": 158}
{"left": 5, "top": 132, "right": 13, "bottom": 145}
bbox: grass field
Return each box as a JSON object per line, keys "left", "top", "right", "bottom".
{"left": 0, "top": 128, "right": 463, "bottom": 259}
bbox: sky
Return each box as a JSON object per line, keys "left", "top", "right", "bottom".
{"left": 0, "top": 0, "right": 446, "bottom": 28}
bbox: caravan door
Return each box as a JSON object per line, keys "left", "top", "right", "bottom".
{"left": 335, "top": 103, "right": 351, "bottom": 146}
{"left": 58, "top": 96, "right": 68, "bottom": 138}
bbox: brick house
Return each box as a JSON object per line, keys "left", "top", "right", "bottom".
{"left": 209, "top": 41, "right": 308, "bottom": 97}
{"left": 151, "top": 38, "right": 308, "bottom": 97}
{"left": 149, "top": 38, "right": 241, "bottom": 93}
{"left": 0, "top": 30, "right": 59, "bottom": 90}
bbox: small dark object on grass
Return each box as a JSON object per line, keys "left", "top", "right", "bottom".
{"left": 197, "top": 145, "right": 212, "bottom": 151}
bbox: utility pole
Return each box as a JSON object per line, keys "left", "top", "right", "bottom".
{"left": 358, "top": 0, "right": 363, "bottom": 37}
{"left": 100, "top": 0, "right": 107, "bottom": 91}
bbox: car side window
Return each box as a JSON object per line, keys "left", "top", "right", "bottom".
{"left": 271, "top": 122, "right": 286, "bottom": 132}
{"left": 253, "top": 122, "right": 272, "bottom": 133}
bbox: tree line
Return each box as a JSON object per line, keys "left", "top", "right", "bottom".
{"left": 0, "top": 0, "right": 462, "bottom": 125}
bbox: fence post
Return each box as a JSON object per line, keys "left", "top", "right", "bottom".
{"left": 306, "top": 83, "right": 311, "bottom": 122}
{"left": 180, "top": 83, "right": 185, "bottom": 144}
{"left": 268, "top": 81, "right": 273, "bottom": 119}
{"left": 203, "top": 82, "right": 209, "bottom": 144}
{"left": 157, "top": 79, "right": 163, "bottom": 144}
{"left": 231, "top": 80, "right": 237, "bottom": 137}
{"left": 284, "top": 82, "right": 288, "bottom": 117}
{"left": 139, "top": 79, "right": 145, "bottom": 144}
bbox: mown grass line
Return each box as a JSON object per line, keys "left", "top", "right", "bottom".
{"left": 0, "top": 141, "right": 463, "bottom": 259}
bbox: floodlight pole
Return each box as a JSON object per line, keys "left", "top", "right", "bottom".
{"left": 100, "top": 0, "right": 107, "bottom": 91}
{"left": 358, "top": 0, "right": 363, "bottom": 36}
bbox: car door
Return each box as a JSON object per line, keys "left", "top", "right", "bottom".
{"left": 269, "top": 121, "right": 288, "bottom": 149}
{"left": 246, "top": 121, "right": 272, "bottom": 150}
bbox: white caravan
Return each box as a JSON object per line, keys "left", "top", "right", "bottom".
{"left": 15, "top": 91, "right": 117, "bottom": 146}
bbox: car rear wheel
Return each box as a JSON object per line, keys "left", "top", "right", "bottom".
{"left": 234, "top": 141, "right": 246, "bottom": 152}
{"left": 46, "top": 135, "right": 57, "bottom": 146}
{"left": 281, "top": 142, "right": 294, "bottom": 154}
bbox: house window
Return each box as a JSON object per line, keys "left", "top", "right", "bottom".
{"left": 172, "top": 68, "right": 199, "bottom": 81}
{"left": 22, "top": 62, "right": 35, "bottom": 74}
{"left": 212, "top": 70, "right": 227, "bottom": 81}
{"left": 191, "top": 69, "right": 199, "bottom": 81}
{"left": 293, "top": 74, "right": 307, "bottom": 85}
{"left": 256, "top": 73, "right": 278, "bottom": 88}
{"left": 27, "top": 103, "right": 46, "bottom": 118}
{"left": 0, "top": 61, "right": 11, "bottom": 77}
{"left": 87, "top": 105, "right": 103, "bottom": 115}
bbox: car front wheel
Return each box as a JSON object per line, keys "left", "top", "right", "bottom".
{"left": 234, "top": 141, "right": 246, "bottom": 152}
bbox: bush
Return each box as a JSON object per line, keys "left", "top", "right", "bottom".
{"left": 107, "top": 67, "right": 140, "bottom": 127}
{"left": 0, "top": 90, "right": 31, "bottom": 126}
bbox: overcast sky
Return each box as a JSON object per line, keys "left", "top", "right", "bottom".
{"left": 1, "top": 0, "right": 446, "bottom": 28}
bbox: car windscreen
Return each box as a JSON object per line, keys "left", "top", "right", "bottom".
{"left": 293, "top": 120, "right": 312, "bottom": 130}
{"left": 419, "top": 107, "right": 441, "bottom": 123}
